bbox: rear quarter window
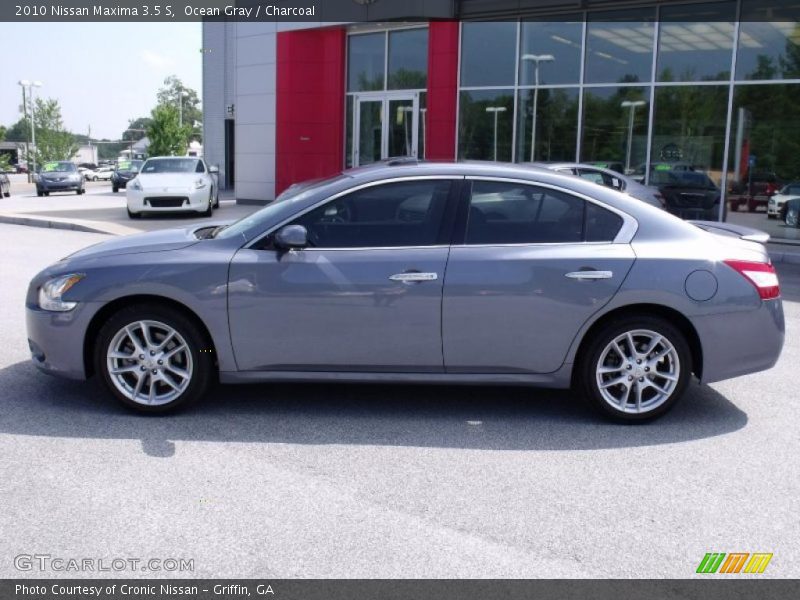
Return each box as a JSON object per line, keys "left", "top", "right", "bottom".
{"left": 585, "top": 202, "right": 623, "bottom": 242}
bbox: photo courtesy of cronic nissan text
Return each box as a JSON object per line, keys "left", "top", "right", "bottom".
{"left": 0, "top": 1, "right": 798, "bottom": 599}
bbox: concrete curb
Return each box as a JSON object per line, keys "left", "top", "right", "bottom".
{"left": 0, "top": 213, "right": 135, "bottom": 236}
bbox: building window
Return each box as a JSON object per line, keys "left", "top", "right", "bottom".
{"left": 516, "top": 87, "right": 579, "bottom": 162}
{"left": 736, "top": 1, "right": 800, "bottom": 81}
{"left": 460, "top": 22, "right": 517, "bottom": 87}
{"left": 585, "top": 9, "right": 656, "bottom": 84}
{"left": 388, "top": 28, "right": 429, "bottom": 90}
{"left": 657, "top": 2, "right": 735, "bottom": 82}
{"left": 519, "top": 18, "right": 583, "bottom": 85}
{"left": 581, "top": 87, "right": 649, "bottom": 174}
{"left": 458, "top": 90, "right": 514, "bottom": 162}
{"left": 348, "top": 32, "right": 385, "bottom": 92}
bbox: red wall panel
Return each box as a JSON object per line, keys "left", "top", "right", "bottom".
{"left": 426, "top": 21, "right": 459, "bottom": 161}
{"left": 276, "top": 27, "right": 346, "bottom": 195}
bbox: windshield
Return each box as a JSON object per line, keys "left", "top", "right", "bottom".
{"left": 141, "top": 158, "right": 202, "bottom": 174}
{"left": 41, "top": 161, "right": 76, "bottom": 173}
{"left": 216, "top": 175, "right": 349, "bottom": 240}
{"left": 117, "top": 160, "right": 142, "bottom": 172}
{"left": 780, "top": 183, "right": 800, "bottom": 195}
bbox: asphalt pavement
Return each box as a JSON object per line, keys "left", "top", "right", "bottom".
{"left": 0, "top": 224, "right": 798, "bottom": 579}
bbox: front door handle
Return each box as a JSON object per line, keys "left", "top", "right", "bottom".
{"left": 565, "top": 270, "right": 613, "bottom": 280}
{"left": 389, "top": 272, "right": 438, "bottom": 283}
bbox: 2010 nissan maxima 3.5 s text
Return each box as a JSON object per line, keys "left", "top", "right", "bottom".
{"left": 26, "top": 162, "right": 785, "bottom": 422}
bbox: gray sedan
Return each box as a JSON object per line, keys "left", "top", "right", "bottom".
{"left": 26, "top": 162, "right": 784, "bottom": 422}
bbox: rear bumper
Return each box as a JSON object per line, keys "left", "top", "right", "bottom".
{"left": 693, "top": 298, "right": 785, "bottom": 384}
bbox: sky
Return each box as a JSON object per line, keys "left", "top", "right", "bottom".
{"left": 0, "top": 22, "right": 202, "bottom": 140}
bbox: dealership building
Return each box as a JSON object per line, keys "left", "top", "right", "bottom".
{"left": 202, "top": 0, "right": 800, "bottom": 203}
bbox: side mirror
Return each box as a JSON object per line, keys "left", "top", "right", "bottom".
{"left": 208, "top": 165, "right": 219, "bottom": 174}
{"left": 273, "top": 224, "right": 308, "bottom": 250}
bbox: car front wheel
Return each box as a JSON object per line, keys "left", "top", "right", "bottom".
{"left": 95, "top": 304, "right": 214, "bottom": 413}
{"left": 578, "top": 316, "right": 691, "bottom": 422}
{"left": 786, "top": 206, "right": 799, "bottom": 228}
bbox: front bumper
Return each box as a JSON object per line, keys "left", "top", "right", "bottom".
{"left": 26, "top": 302, "right": 101, "bottom": 380}
{"left": 127, "top": 187, "right": 210, "bottom": 213}
{"left": 693, "top": 298, "right": 785, "bottom": 384}
{"left": 38, "top": 180, "right": 82, "bottom": 192}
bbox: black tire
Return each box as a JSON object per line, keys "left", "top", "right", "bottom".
{"left": 112, "top": 186, "right": 119, "bottom": 193}
{"left": 92, "top": 176, "right": 98, "bottom": 182}
{"left": 36, "top": 189, "right": 43, "bottom": 197}
{"left": 44, "top": 191, "right": 49, "bottom": 196}
{"left": 213, "top": 189, "right": 219, "bottom": 209}
{"left": 4, "top": 191, "right": 10, "bottom": 197}
{"left": 768, "top": 214, "right": 776, "bottom": 220}
{"left": 127, "top": 208, "right": 141, "bottom": 219}
{"left": 76, "top": 189, "right": 81, "bottom": 195}
{"left": 199, "top": 194, "right": 213, "bottom": 217}
{"left": 576, "top": 315, "right": 692, "bottom": 423}
{"left": 94, "top": 303, "right": 214, "bottom": 414}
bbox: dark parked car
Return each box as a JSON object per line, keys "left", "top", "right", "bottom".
{"left": 111, "top": 159, "right": 143, "bottom": 193}
{"left": 26, "top": 161, "right": 784, "bottom": 422}
{"left": 35, "top": 161, "right": 85, "bottom": 196}
{"left": 0, "top": 171, "right": 10, "bottom": 197}
{"left": 728, "top": 171, "right": 779, "bottom": 213}
{"left": 648, "top": 168, "right": 723, "bottom": 221}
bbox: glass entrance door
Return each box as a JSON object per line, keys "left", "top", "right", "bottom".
{"left": 354, "top": 93, "right": 418, "bottom": 166}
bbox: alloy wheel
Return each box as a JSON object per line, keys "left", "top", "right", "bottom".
{"left": 106, "top": 320, "right": 193, "bottom": 406}
{"left": 595, "top": 329, "right": 680, "bottom": 414}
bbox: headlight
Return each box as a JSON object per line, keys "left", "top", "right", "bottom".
{"left": 194, "top": 178, "right": 207, "bottom": 189}
{"left": 69, "top": 174, "right": 80, "bottom": 181}
{"left": 38, "top": 273, "right": 85, "bottom": 312}
{"left": 129, "top": 178, "right": 142, "bottom": 191}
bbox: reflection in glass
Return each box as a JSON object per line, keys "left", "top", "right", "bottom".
{"left": 388, "top": 28, "right": 428, "bottom": 90}
{"left": 388, "top": 98, "right": 415, "bottom": 158}
{"left": 519, "top": 19, "right": 583, "bottom": 85}
{"left": 728, "top": 84, "right": 800, "bottom": 187}
{"left": 345, "top": 96, "right": 354, "bottom": 168}
{"left": 460, "top": 22, "right": 517, "bottom": 87}
{"left": 357, "top": 100, "right": 383, "bottom": 166}
{"left": 517, "top": 87, "right": 579, "bottom": 162}
{"left": 657, "top": 2, "right": 735, "bottom": 81}
{"left": 737, "top": 1, "right": 800, "bottom": 81}
{"left": 458, "top": 90, "right": 514, "bottom": 162}
{"left": 585, "top": 10, "right": 655, "bottom": 84}
{"left": 581, "top": 87, "right": 648, "bottom": 174}
{"left": 348, "top": 33, "right": 385, "bottom": 92}
{"left": 418, "top": 92, "right": 427, "bottom": 159}
{"left": 651, "top": 85, "right": 728, "bottom": 186}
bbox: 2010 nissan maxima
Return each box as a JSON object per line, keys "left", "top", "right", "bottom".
{"left": 26, "top": 162, "right": 785, "bottom": 422}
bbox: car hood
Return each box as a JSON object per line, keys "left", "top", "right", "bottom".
{"left": 64, "top": 226, "right": 205, "bottom": 262}
{"left": 136, "top": 173, "right": 199, "bottom": 187}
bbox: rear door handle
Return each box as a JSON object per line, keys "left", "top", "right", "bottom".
{"left": 389, "top": 272, "right": 438, "bottom": 283}
{"left": 565, "top": 270, "right": 613, "bottom": 280}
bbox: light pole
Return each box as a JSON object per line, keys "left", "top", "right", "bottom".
{"left": 485, "top": 106, "right": 507, "bottom": 161}
{"left": 178, "top": 90, "right": 190, "bottom": 127}
{"left": 18, "top": 80, "right": 43, "bottom": 178}
{"left": 621, "top": 100, "right": 646, "bottom": 174}
{"left": 522, "top": 54, "right": 554, "bottom": 162}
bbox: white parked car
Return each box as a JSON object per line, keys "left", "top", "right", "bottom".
{"left": 80, "top": 167, "right": 97, "bottom": 181}
{"left": 93, "top": 166, "right": 115, "bottom": 181}
{"left": 126, "top": 157, "right": 220, "bottom": 219}
{"left": 767, "top": 181, "right": 800, "bottom": 219}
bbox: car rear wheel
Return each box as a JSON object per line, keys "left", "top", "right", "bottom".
{"left": 95, "top": 304, "right": 214, "bottom": 413}
{"left": 36, "top": 188, "right": 43, "bottom": 197}
{"left": 577, "top": 316, "right": 691, "bottom": 422}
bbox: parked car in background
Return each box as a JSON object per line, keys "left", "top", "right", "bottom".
{"left": 588, "top": 161, "right": 625, "bottom": 174}
{"left": 126, "top": 156, "right": 219, "bottom": 218}
{"left": 630, "top": 162, "right": 696, "bottom": 185}
{"left": 0, "top": 171, "right": 10, "bottom": 197}
{"left": 79, "top": 167, "right": 96, "bottom": 181}
{"left": 16, "top": 163, "right": 29, "bottom": 174}
{"left": 27, "top": 161, "right": 783, "bottom": 422}
{"left": 34, "top": 161, "right": 85, "bottom": 196}
{"left": 111, "top": 159, "right": 143, "bottom": 193}
{"left": 93, "top": 166, "right": 114, "bottom": 181}
{"left": 767, "top": 181, "right": 800, "bottom": 219}
{"left": 77, "top": 162, "right": 98, "bottom": 171}
{"left": 728, "top": 171, "right": 779, "bottom": 213}
{"left": 646, "top": 166, "right": 723, "bottom": 221}
{"left": 538, "top": 162, "right": 664, "bottom": 209}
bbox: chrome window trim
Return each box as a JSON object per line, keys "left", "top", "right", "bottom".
{"left": 245, "top": 175, "right": 464, "bottom": 251}
{"left": 463, "top": 175, "right": 639, "bottom": 244}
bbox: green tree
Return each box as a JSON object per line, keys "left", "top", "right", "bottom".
{"left": 123, "top": 116, "right": 153, "bottom": 142}
{"left": 146, "top": 104, "right": 191, "bottom": 157}
{"left": 0, "top": 125, "right": 6, "bottom": 142}
{"left": 31, "top": 97, "right": 78, "bottom": 164}
{"left": 156, "top": 75, "right": 201, "bottom": 141}
{"left": 4, "top": 118, "right": 29, "bottom": 142}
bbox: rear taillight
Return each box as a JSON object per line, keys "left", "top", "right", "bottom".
{"left": 723, "top": 260, "right": 780, "bottom": 300}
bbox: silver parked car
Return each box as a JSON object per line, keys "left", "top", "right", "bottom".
{"left": 535, "top": 162, "right": 665, "bottom": 209}
{"left": 26, "top": 161, "right": 784, "bottom": 421}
